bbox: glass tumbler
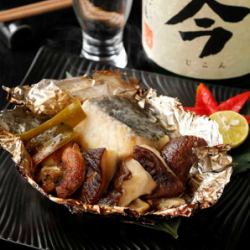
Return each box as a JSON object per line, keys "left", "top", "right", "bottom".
{"left": 73, "top": 0, "right": 133, "bottom": 68}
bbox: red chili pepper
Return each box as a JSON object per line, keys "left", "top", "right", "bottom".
{"left": 195, "top": 83, "right": 218, "bottom": 115}
{"left": 218, "top": 91, "right": 250, "bottom": 112}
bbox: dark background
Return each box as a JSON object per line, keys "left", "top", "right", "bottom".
{"left": 0, "top": 1, "right": 249, "bottom": 249}
{"left": 0, "top": 0, "right": 142, "bottom": 86}
{"left": 0, "top": 0, "right": 249, "bottom": 88}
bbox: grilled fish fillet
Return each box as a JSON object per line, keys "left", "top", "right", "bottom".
{"left": 75, "top": 96, "right": 169, "bottom": 159}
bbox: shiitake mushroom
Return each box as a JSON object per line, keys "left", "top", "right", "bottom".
{"left": 161, "top": 136, "right": 207, "bottom": 183}
{"left": 99, "top": 158, "right": 156, "bottom": 207}
{"left": 39, "top": 142, "right": 86, "bottom": 199}
{"left": 56, "top": 143, "right": 85, "bottom": 198}
{"left": 80, "top": 148, "right": 110, "bottom": 204}
{"left": 38, "top": 136, "right": 207, "bottom": 205}
{"left": 133, "top": 145, "right": 184, "bottom": 199}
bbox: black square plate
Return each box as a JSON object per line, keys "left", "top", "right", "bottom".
{"left": 0, "top": 46, "right": 249, "bottom": 250}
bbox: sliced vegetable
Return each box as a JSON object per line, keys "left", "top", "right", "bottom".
{"left": 20, "top": 100, "right": 85, "bottom": 141}
{"left": 27, "top": 124, "right": 78, "bottom": 165}
{"left": 218, "top": 91, "right": 250, "bottom": 112}
{"left": 118, "top": 158, "right": 156, "bottom": 206}
{"left": 129, "top": 198, "right": 150, "bottom": 213}
{"left": 209, "top": 111, "right": 249, "bottom": 148}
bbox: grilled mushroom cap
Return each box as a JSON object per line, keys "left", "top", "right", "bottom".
{"left": 133, "top": 145, "right": 184, "bottom": 199}
{"left": 80, "top": 148, "right": 116, "bottom": 204}
{"left": 99, "top": 158, "right": 156, "bottom": 206}
{"left": 161, "top": 136, "right": 207, "bottom": 183}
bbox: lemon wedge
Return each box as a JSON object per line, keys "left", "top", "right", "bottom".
{"left": 210, "top": 111, "right": 249, "bottom": 148}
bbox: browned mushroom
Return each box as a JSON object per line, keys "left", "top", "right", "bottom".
{"left": 55, "top": 143, "right": 85, "bottom": 198}
{"left": 99, "top": 158, "right": 156, "bottom": 206}
{"left": 38, "top": 142, "right": 85, "bottom": 198}
{"left": 38, "top": 166, "right": 62, "bottom": 193}
{"left": 98, "top": 158, "right": 131, "bottom": 206}
{"left": 80, "top": 148, "right": 116, "bottom": 204}
{"left": 133, "top": 145, "right": 184, "bottom": 199}
{"left": 161, "top": 136, "right": 207, "bottom": 183}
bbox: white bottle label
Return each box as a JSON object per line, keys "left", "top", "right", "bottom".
{"left": 142, "top": 0, "right": 250, "bottom": 79}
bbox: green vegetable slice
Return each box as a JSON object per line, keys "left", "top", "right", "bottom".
{"left": 26, "top": 124, "right": 78, "bottom": 165}
{"left": 20, "top": 100, "right": 85, "bottom": 141}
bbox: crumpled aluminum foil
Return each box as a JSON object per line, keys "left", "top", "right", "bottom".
{"left": 3, "top": 71, "right": 139, "bottom": 117}
{"left": 0, "top": 71, "right": 233, "bottom": 220}
{"left": 3, "top": 80, "right": 74, "bottom": 117}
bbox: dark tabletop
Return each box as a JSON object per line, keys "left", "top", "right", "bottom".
{"left": 0, "top": 1, "right": 249, "bottom": 250}
{"left": 1, "top": 1, "right": 249, "bottom": 88}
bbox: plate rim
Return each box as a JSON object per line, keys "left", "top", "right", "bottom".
{"left": 0, "top": 44, "right": 249, "bottom": 250}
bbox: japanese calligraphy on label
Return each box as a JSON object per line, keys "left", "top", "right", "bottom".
{"left": 142, "top": 0, "right": 250, "bottom": 79}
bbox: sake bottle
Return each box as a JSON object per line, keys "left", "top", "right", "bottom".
{"left": 142, "top": 0, "right": 250, "bottom": 87}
